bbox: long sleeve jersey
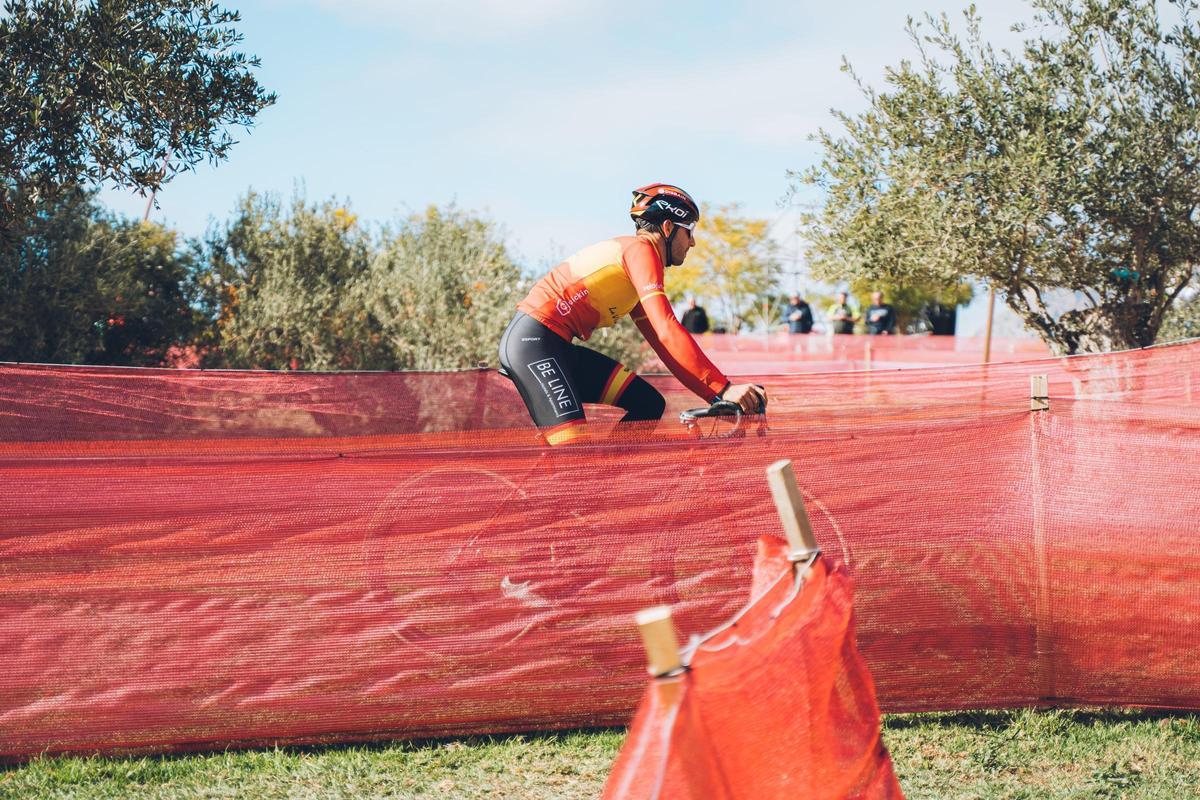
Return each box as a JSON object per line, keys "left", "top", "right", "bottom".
{"left": 516, "top": 236, "right": 729, "bottom": 402}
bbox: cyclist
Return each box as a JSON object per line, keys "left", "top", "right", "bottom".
{"left": 499, "top": 183, "right": 767, "bottom": 445}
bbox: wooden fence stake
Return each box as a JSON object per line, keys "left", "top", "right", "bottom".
{"left": 1029, "top": 380, "right": 1055, "bottom": 699}
{"left": 1030, "top": 375, "right": 1049, "bottom": 411}
{"left": 635, "top": 606, "right": 683, "bottom": 677}
{"left": 766, "top": 460, "right": 820, "bottom": 560}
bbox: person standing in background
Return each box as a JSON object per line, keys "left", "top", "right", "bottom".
{"left": 828, "top": 291, "right": 858, "bottom": 334}
{"left": 680, "top": 297, "right": 710, "bottom": 334}
{"left": 865, "top": 291, "right": 896, "bottom": 335}
{"left": 784, "top": 293, "right": 813, "bottom": 334}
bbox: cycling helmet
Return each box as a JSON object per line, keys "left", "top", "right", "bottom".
{"left": 630, "top": 183, "right": 700, "bottom": 226}
{"left": 630, "top": 183, "right": 699, "bottom": 266}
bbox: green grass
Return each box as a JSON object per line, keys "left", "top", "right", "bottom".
{"left": 885, "top": 708, "right": 1200, "bottom": 799}
{"left": 2, "top": 709, "right": 1198, "bottom": 799}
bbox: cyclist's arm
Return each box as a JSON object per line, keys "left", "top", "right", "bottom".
{"left": 623, "top": 243, "right": 729, "bottom": 402}
{"left": 631, "top": 308, "right": 728, "bottom": 401}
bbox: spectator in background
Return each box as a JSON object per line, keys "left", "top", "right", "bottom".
{"left": 865, "top": 291, "right": 896, "bottom": 335}
{"left": 828, "top": 291, "right": 858, "bottom": 334}
{"left": 680, "top": 297, "right": 710, "bottom": 334}
{"left": 922, "top": 301, "right": 957, "bottom": 335}
{"left": 784, "top": 293, "right": 813, "bottom": 334}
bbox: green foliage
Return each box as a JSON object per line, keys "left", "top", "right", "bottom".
{"left": 358, "top": 206, "right": 528, "bottom": 370}
{"left": 669, "top": 204, "right": 781, "bottom": 333}
{"left": 0, "top": 190, "right": 203, "bottom": 364}
{"left": 798, "top": 0, "right": 1200, "bottom": 354}
{"left": 1, "top": 187, "right": 642, "bottom": 373}
{"left": 0, "top": 0, "right": 275, "bottom": 241}
{"left": 204, "top": 194, "right": 528, "bottom": 371}
{"left": 202, "top": 193, "right": 374, "bottom": 369}
{"left": 1159, "top": 288, "right": 1200, "bottom": 341}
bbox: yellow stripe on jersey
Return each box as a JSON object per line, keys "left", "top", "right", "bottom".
{"left": 544, "top": 420, "right": 588, "bottom": 446}
{"left": 601, "top": 365, "right": 636, "bottom": 405}
{"left": 639, "top": 290, "right": 669, "bottom": 303}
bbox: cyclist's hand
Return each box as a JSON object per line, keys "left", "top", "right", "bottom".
{"left": 721, "top": 383, "right": 767, "bottom": 414}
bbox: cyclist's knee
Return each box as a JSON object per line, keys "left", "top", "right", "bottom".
{"left": 619, "top": 380, "right": 665, "bottom": 422}
{"left": 643, "top": 389, "right": 667, "bottom": 421}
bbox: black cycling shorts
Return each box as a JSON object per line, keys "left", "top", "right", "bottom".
{"left": 498, "top": 312, "right": 665, "bottom": 441}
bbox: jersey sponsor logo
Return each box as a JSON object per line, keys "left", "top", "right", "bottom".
{"left": 555, "top": 287, "right": 590, "bottom": 317}
{"left": 527, "top": 357, "right": 579, "bottom": 417}
{"left": 642, "top": 282, "right": 663, "bottom": 292}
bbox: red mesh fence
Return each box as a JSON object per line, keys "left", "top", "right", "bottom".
{"left": 0, "top": 340, "right": 1198, "bottom": 760}
{"left": 683, "top": 333, "right": 1050, "bottom": 374}
{"left": 602, "top": 540, "right": 904, "bottom": 800}
{"left": 1, "top": 339, "right": 1193, "bottom": 442}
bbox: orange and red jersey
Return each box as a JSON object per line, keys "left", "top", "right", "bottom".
{"left": 517, "top": 236, "right": 729, "bottom": 402}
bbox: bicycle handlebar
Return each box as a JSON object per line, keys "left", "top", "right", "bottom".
{"left": 678, "top": 399, "right": 745, "bottom": 423}
{"left": 679, "top": 389, "right": 768, "bottom": 438}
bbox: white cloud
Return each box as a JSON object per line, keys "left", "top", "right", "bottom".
{"left": 461, "top": 43, "right": 885, "bottom": 163}
{"left": 455, "top": 0, "right": 1037, "bottom": 175}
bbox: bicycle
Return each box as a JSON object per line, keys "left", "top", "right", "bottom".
{"left": 355, "top": 386, "right": 862, "bottom": 669}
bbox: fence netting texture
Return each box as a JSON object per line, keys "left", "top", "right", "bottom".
{"left": 675, "top": 333, "right": 1049, "bottom": 374}
{"left": 603, "top": 538, "right": 904, "bottom": 800}
{"left": 1, "top": 339, "right": 1198, "bottom": 759}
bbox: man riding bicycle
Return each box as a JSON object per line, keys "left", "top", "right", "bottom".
{"left": 499, "top": 183, "right": 767, "bottom": 445}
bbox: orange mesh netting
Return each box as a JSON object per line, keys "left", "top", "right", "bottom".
{"left": 0, "top": 340, "right": 1198, "bottom": 759}
{"left": 602, "top": 539, "right": 904, "bottom": 800}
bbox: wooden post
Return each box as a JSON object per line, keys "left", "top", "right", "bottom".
{"left": 982, "top": 286, "right": 996, "bottom": 364}
{"left": 1030, "top": 375, "right": 1049, "bottom": 411}
{"left": 766, "top": 460, "right": 820, "bottom": 560}
{"left": 1029, "top": 380, "right": 1054, "bottom": 700}
{"left": 865, "top": 338, "right": 873, "bottom": 371}
{"left": 635, "top": 606, "right": 682, "bottom": 677}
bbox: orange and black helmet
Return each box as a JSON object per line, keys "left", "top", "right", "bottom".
{"left": 630, "top": 183, "right": 700, "bottom": 227}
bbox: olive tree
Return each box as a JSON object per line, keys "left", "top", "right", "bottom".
{"left": 0, "top": 0, "right": 274, "bottom": 241}
{"left": 799, "top": 0, "right": 1200, "bottom": 354}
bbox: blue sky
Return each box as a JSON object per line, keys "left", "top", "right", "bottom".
{"left": 103, "top": 0, "right": 1038, "bottom": 332}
